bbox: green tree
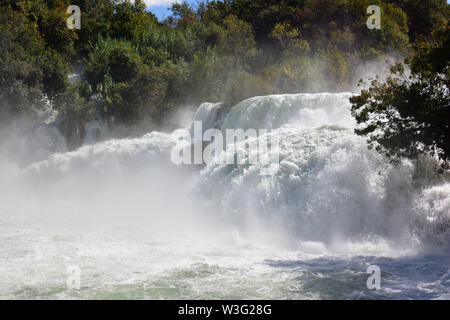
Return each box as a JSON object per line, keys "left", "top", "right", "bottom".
{"left": 169, "top": 0, "right": 198, "bottom": 28}
{"left": 0, "top": 5, "right": 69, "bottom": 118}
{"left": 269, "top": 23, "right": 310, "bottom": 56}
{"left": 350, "top": 23, "right": 449, "bottom": 168}
{"left": 112, "top": 0, "right": 156, "bottom": 40}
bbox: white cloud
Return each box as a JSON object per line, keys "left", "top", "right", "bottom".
{"left": 142, "top": 0, "right": 180, "bottom": 7}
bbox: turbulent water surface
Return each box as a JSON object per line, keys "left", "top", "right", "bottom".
{"left": 0, "top": 93, "right": 449, "bottom": 299}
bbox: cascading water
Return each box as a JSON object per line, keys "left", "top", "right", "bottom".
{"left": 0, "top": 93, "right": 449, "bottom": 299}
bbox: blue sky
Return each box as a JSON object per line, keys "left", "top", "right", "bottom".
{"left": 144, "top": 0, "right": 196, "bottom": 21}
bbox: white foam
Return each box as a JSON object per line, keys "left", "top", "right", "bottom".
{"left": 1, "top": 92, "right": 449, "bottom": 299}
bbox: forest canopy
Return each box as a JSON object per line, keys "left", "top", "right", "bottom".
{"left": 0, "top": 0, "right": 448, "bottom": 157}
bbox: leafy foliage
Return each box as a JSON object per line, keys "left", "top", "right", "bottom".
{"left": 0, "top": 0, "right": 448, "bottom": 153}
{"left": 351, "top": 22, "right": 449, "bottom": 168}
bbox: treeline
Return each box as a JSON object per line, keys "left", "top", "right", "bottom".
{"left": 0, "top": 0, "right": 448, "bottom": 149}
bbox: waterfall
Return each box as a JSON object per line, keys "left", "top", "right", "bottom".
{"left": 1, "top": 93, "right": 449, "bottom": 299}
{"left": 21, "top": 93, "right": 450, "bottom": 248}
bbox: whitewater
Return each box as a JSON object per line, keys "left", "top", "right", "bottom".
{"left": 0, "top": 93, "right": 449, "bottom": 299}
